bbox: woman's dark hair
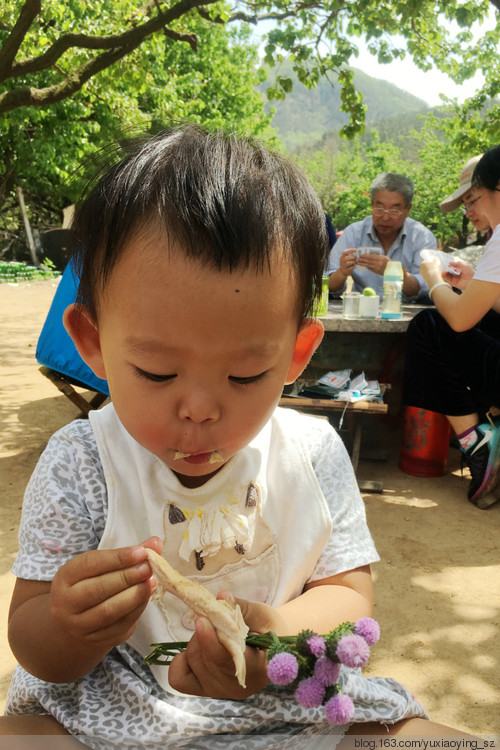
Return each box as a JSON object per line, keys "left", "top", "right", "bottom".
{"left": 70, "top": 124, "right": 329, "bottom": 322}
{"left": 472, "top": 145, "right": 500, "bottom": 191}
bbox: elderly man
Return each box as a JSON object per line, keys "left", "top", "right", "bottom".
{"left": 327, "top": 173, "right": 437, "bottom": 299}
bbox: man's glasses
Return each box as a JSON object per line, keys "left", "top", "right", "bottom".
{"left": 461, "top": 195, "right": 481, "bottom": 214}
{"left": 372, "top": 207, "right": 403, "bottom": 218}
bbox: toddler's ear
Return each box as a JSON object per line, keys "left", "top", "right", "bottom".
{"left": 285, "top": 318, "right": 324, "bottom": 384}
{"left": 63, "top": 303, "right": 107, "bottom": 380}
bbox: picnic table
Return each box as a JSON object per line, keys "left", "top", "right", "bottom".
{"left": 279, "top": 301, "right": 430, "bottom": 491}
{"left": 320, "top": 300, "right": 428, "bottom": 333}
{"left": 308, "top": 300, "right": 428, "bottom": 391}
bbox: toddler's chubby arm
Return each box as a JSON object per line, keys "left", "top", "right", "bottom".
{"left": 8, "top": 537, "right": 162, "bottom": 683}
{"left": 168, "top": 564, "right": 373, "bottom": 699}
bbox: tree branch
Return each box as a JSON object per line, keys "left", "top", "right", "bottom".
{"left": 317, "top": 7, "right": 343, "bottom": 44}
{"left": 199, "top": 2, "right": 324, "bottom": 26}
{"left": 1, "top": 0, "right": 211, "bottom": 83}
{"left": 163, "top": 28, "right": 197, "bottom": 51}
{"left": 0, "top": 0, "right": 41, "bottom": 81}
{"left": 0, "top": 43, "right": 137, "bottom": 113}
{"left": 224, "top": 9, "right": 295, "bottom": 24}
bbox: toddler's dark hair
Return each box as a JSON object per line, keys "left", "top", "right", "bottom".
{"left": 472, "top": 145, "right": 500, "bottom": 192}
{"left": 71, "top": 124, "right": 329, "bottom": 322}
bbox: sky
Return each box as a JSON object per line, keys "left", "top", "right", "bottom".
{"left": 337, "top": 9, "right": 497, "bottom": 107}
{"left": 352, "top": 47, "right": 484, "bottom": 107}
{"left": 352, "top": 38, "right": 487, "bottom": 108}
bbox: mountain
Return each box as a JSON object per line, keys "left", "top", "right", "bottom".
{"left": 261, "top": 64, "right": 430, "bottom": 147}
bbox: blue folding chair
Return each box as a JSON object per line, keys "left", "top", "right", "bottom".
{"left": 36, "top": 260, "right": 110, "bottom": 417}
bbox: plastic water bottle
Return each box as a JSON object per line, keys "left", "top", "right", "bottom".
{"left": 381, "top": 260, "right": 403, "bottom": 319}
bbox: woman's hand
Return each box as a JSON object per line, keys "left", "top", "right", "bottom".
{"left": 419, "top": 256, "right": 443, "bottom": 287}
{"left": 442, "top": 258, "right": 475, "bottom": 290}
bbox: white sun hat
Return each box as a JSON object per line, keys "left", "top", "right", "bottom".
{"left": 440, "top": 154, "right": 483, "bottom": 212}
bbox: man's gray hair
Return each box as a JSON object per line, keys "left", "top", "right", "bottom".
{"left": 370, "top": 173, "right": 414, "bottom": 206}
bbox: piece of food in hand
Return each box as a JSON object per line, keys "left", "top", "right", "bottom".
{"left": 146, "top": 548, "right": 249, "bottom": 687}
{"left": 363, "top": 287, "right": 376, "bottom": 296}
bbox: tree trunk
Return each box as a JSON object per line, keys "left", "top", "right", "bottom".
{"left": 17, "top": 185, "right": 38, "bottom": 265}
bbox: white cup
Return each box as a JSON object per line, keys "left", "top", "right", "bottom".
{"left": 358, "top": 294, "right": 380, "bottom": 319}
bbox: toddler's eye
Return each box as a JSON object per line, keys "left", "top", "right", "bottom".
{"left": 229, "top": 371, "right": 268, "bottom": 386}
{"left": 134, "top": 367, "right": 176, "bottom": 383}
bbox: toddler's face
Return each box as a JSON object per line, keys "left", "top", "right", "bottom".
{"left": 91, "top": 235, "right": 317, "bottom": 487}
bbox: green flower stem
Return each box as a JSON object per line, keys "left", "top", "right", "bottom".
{"left": 145, "top": 631, "right": 297, "bottom": 665}
{"left": 144, "top": 622, "right": 360, "bottom": 666}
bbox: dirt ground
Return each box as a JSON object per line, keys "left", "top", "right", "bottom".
{"left": 0, "top": 279, "right": 499, "bottom": 737}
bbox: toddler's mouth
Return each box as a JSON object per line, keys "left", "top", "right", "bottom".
{"left": 174, "top": 450, "right": 224, "bottom": 465}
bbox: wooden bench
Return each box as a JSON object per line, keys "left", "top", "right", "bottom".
{"left": 279, "top": 387, "right": 390, "bottom": 493}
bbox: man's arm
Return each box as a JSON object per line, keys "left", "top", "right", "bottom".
{"left": 326, "top": 225, "right": 358, "bottom": 292}
{"left": 402, "top": 266, "right": 422, "bottom": 297}
{"left": 329, "top": 256, "right": 356, "bottom": 292}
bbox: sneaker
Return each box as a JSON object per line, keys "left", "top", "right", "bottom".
{"left": 461, "top": 421, "right": 500, "bottom": 505}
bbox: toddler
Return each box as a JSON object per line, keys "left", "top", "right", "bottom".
{"left": 4, "top": 125, "right": 466, "bottom": 748}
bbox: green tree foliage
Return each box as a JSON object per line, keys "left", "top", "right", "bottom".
{"left": 2, "top": 1, "right": 500, "bottom": 255}
{"left": 401, "top": 115, "right": 472, "bottom": 246}
{"left": 258, "top": 0, "right": 500, "bottom": 137}
{"left": 294, "top": 112, "right": 493, "bottom": 248}
{"left": 2, "top": 1, "right": 499, "bottom": 129}
{"left": 430, "top": 95, "right": 500, "bottom": 156}
{"left": 0, "top": 2, "right": 273, "bottom": 251}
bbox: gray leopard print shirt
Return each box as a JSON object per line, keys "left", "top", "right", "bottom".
{"left": 6, "top": 417, "right": 427, "bottom": 748}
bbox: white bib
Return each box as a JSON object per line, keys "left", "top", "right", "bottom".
{"left": 90, "top": 404, "right": 332, "bottom": 692}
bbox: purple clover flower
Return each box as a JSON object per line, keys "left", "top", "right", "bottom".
{"left": 336, "top": 634, "right": 370, "bottom": 668}
{"left": 355, "top": 617, "right": 380, "bottom": 646}
{"left": 306, "top": 635, "right": 326, "bottom": 658}
{"left": 324, "top": 693, "right": 355, "bottom": 724}
{"left": 267, "top": 652, "right": 299, "bottom": 685}
{"left": 295, "top": 677, "right": 325, "bottom": 708}
{"left": 314, "top": 656, "right": 340, "bottom": 687}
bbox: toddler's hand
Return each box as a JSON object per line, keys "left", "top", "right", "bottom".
{"left": 50, "top": 536, "right": 161, "bottom": 650}
{"left": 168, "top": 593, "right": 277, "bottom": 699}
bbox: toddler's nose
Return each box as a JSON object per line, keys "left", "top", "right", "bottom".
{"left": 177, "top": 390, "right": 221, "bottom": 423}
